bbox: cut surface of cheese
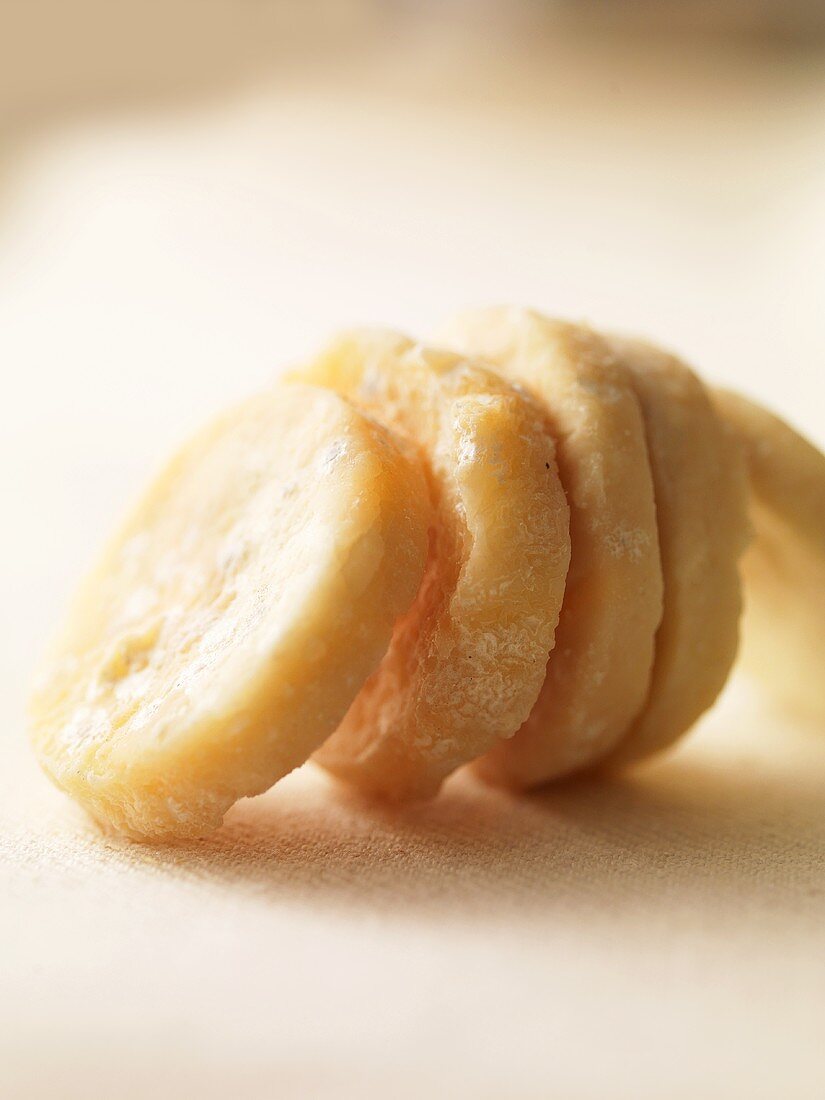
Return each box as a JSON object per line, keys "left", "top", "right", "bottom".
{"left": 29, "top": 383, "right": 429, "bottom": 838}
{"left": 604, "top": 340, "right": 750, "bottom": 766}
{"left": 439, "top": 307, "right": 663, "bottom": 786}
{"left": 295, "top": 330, "right": 571, "bottom": 799}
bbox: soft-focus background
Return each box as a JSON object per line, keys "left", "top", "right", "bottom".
{"left": 2, "top": 4, "right": 824, "bottom": 1098}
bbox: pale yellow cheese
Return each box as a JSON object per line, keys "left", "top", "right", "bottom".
{"left": 29, "top": 383, "right": 429, "bottom": 838}
{"left": 605, "top": 340, "right": 750, "bottom": 766}
{"left": 439, "top": 307, "right": 663, "bottom": 785}
{"left": 29, "top": 316, "right": 822, "bottom": 841}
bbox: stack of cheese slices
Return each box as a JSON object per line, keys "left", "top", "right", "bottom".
{"left": 29, "top": 308, "right": 825, "bottom": 839}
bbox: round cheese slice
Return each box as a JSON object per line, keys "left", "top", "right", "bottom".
{"left": 439, "top": 307, "right": 663, "bottom": 785}
{"left": 29, "top": 383, "right": 429, "bottom": 838}
{"left": 295, "top": 330, "right": 571, "bottom": 799}
{"left": 605, "top": 340, "right": 750, "bottom": 766}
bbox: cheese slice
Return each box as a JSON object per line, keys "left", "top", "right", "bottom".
{"left": 439, "top": 307, "right": 663, "bottom": 785}
{"left": 29, "top": 383, "right": 429, "bottom": 838}
{"left": 295, "top": 330, "right": 571, "bottom": 799}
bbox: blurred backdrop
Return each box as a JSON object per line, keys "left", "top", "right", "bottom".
{"left": 6, "top": 2, "right": 825, "bottom": 684}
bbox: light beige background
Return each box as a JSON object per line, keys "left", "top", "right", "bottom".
{"left": 2, "top": 5, "right": 824, "bottom": 1098}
